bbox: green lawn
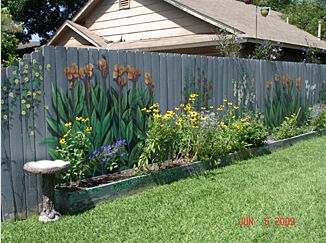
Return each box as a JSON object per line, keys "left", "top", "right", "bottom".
{"left": 2, "top": 136, "right": 326, "bottom": 243}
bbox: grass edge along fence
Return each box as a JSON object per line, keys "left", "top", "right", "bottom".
{"left": 1, "top": 45, "right": 326, "bottom": 221}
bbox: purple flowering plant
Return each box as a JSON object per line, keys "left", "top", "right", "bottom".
{"left": 251, "top": 41, "right": 282, "bottom": 61}
{"left": 88, "top": 140, "right": 128, "bottom": 175}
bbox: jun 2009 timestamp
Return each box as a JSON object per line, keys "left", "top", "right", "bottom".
{"left": 240, "top": 216, "right": 296, "bottom": 227}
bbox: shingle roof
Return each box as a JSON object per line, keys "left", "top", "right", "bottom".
{"left": 164, "top": 0, "right": 326, "bottom": 50}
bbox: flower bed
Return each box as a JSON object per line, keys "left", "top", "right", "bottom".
{"left": 55, "top": 129, "right": 325, "bottom": 213}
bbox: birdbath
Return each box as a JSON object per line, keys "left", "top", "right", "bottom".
{"left": 24, "top": 160, "right": 70, "bottom": 222}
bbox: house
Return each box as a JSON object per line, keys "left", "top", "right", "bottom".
{"left": 48, "top": 0, "right": 326, "bottom": 62}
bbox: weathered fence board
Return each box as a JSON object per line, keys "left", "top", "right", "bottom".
{"left": 1, "top": 46, "right": 325, "bottom": 221}
{"left": 1, "top": 69, "right": 15, "bottom": 221}
{"left": 7, "top": 66, "right": 27, "bottom": 220}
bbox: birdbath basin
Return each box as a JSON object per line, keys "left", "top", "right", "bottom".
{"left": 24, "top": 160, "right": 70, "bottom": 222}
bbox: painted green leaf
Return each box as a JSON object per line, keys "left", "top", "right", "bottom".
{"left": 111, "top": 90, "right": 119, "bottom": 115}
{"left": 143, "top": 88, "right": 150, "bottom": 107}
{"left": 46, "top": 118, "right": 59, "bottom": 137}
{"left": 73, "top": 82, "right": 80, "bottom": 113}
{"left": 136, "top": 128, "right": 146, "bottom": 140}
{"left": 120, "top": 119, "right": 126, "bottom": 139}
{"left": 126, "top": 121, "right": 133, "bottom": 144}
{"left": 128, "top": 89, "right": 136, "bottom": 107}
{"left": 103, "top": 129, "right": 114, "bottom": 146}
{"left": 48, "top": 148, "right": 59, "bottom": 160}
{"left": 38, "top": 136, "right": 58, "bottom": 146}
{"left": 122, "top": 109, "right": 131, "bottom": 121}
{"left": 122, "top": 92, "right": 128, "bottom": 111}
{"left": 57, "top": 97, "right": 68, "bottom": 123}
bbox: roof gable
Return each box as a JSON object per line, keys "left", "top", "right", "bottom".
{"left": 48, "top": 20, "right": 107, "bottom": 47}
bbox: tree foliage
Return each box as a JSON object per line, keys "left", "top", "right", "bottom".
{"left": 2, "top": 0, "right": 88, "bottom": 44}
{"left": 1, "top": 7, "right": 23, "bottom": 66}
{"left": 283, "top": 0, "right": 326, "bottom": 41}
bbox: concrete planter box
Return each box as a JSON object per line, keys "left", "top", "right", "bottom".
{"left": 55, "top": 129, "right": 325, "bottom": 213}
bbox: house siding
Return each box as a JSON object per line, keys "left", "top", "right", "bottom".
{"left": 82, "top": 0, "right": 215, "bottom": 42}
{"left": 58, "top": 29, "right": 93, "bottom": 47}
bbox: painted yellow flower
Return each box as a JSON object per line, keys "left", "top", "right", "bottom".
{"left": 223, "top": 99, "right": 227, "bottom": 102}
{"left": 27, "top": 91, "right": 32, "bottom": 96}
{"left": 178, "top": 118, "right": 183, "bottom": 122}
{"left": 21, "top": 110, "right": 26, "bottom": 116}
{"left": 63, "top": 133, "right": 69, "bottom": 138}
{"left": 3, "top": 86, "right": 7, "bottom": 91}
{"left": 174, "top": 107, "right": 179, "bottom": 111}
{"left": 76, "top": 117, "right": 83, "bottom": 121}
{"left": 217, "top": 107, "right": 223, "bottom": 111}
{"left": 228, "top": 102, "right": 233, "bottom": 106}
{"left": 59, "top": 138, "right": 66, "bottom": 145}
{"left": 25, "top": 104, "right": 31, "bottom": 109}
{"left": 86, "top": 126, "right": 93, "bottom": 132}
{"left": 141, "top": 108, "right": 147, "bottom": 112}
{"left": 153, "top": 109, "right": 159, "bottom": 113}
{"left": 209, "top": 106, "right": 214, "bottom": 109}
{"left": 3, "top": 114, "right": 8, "bottom": 120}
{"left": 176, "top": 122, "right": 181, "bottom": 126}
{"left": 227, "top": 144, "right": 232, "bottom": 150}
{"left": 9, "top": 92, "right": 14, "bottom": 98}
{"left": 180, "top": 104, "right": 185, "bottom": 107}
{"left": 21, "top": 99, "right": 26, "bottom": 104}
{"left": 234, "top": 106, "right": 239, "bottom": 110}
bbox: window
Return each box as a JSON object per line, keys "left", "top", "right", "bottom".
{"left": 119, "top": 0, "right": 130, "bottom": 10}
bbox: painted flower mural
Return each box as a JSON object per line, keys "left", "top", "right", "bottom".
{"left": 47, "top": 59, "right": 154, "bottom": 170}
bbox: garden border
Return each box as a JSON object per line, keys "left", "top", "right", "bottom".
{"left": 55, "top": 130, "right": 325, "bottom": 213}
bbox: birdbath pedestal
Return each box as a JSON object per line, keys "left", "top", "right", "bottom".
{"left": 24, "top": 160, "right": 70, "bottom": 222}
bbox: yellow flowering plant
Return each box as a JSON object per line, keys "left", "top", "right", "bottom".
{"left": 56, "top": 117, "right": 92, "bottom": 184}
{"left": 138, "top": 95, "right": 204, "bottom": 168}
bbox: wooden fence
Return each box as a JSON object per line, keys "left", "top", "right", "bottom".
{"left": 1, "top": 45, "right": 326, "bottom": 221}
